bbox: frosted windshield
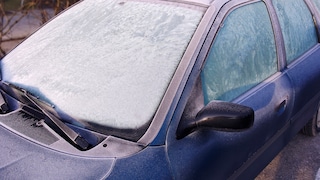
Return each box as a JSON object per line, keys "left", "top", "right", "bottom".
{"left": 1, "top": 0, "right": 204, "bottom": 130}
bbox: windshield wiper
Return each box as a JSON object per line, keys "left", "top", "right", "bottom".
{"left": 0, "top": 81, "right": 90, "bottom": 150}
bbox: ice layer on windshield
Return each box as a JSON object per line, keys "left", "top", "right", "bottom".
{"left": 1, "top": 0, "right": 203, "bottom": 129}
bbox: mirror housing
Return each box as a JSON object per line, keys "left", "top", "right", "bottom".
{"left": 176, "top": 101, "right": 254, "bottom": 139}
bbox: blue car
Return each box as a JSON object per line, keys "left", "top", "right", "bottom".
{"left": 0, "top": 0, "right": 320, "bottom": 179}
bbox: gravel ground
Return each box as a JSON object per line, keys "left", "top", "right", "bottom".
{"left": 256, "top": 133, "right": 320, "bottom": 180}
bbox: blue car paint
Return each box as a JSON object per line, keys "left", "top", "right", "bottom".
{"left": 0, "top": 0, "right": 320, "bottom": 179}
{"left": 166, "top": 72, "right": 295, "bottom": 179}
{"left": 0, "top": 125, "right": 114, "bottom": 179}
{"left": 286, "top": 46, "right": 320, "bottom": 118}
{"left": 107, "top": 146, "right": 172, "bottom": 179}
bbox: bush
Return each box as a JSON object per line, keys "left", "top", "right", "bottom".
{"left": 0, "top": 0, "right": 81, "bottom": 58}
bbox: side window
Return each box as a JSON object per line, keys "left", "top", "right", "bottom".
{"left": 201, "top": 2, "right": 277, "bottom": 104}
{"left": 272, "top": 0, "right": 318, "bottom": 63}
{"left": 312, "top": 0, "right": 320, "bottom": 13}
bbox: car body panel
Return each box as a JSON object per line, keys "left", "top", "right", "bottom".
{"left": 0, "top": 124, "right": 114, "bottom": 179}
{"left": 166, "top": 56, "right": 294, "bottom": 180}
{"left": 107, "top": 146, "right": 172, "bottom": 179}
{"left": 286, "top": 45, "right": 320, "bottom": 120}
{"left": 0, "top": 0, "right": 319, "bottom": 179}
{"left": 166, "top": 0, "right": 317, "bottom": 179}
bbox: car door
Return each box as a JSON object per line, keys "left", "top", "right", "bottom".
{"left": 166, "top": 1, "right": 295, "bottom": 179}
{"left": 271, "top": 0, "right": 320, "bottom": 127}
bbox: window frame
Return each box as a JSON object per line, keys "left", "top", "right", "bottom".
{"left": 199, "top": 0, "right": 281, "bottom": 103}
{"left": 305, "top": 0, "right": 320, "bottom": 42}
{"left": 271, "top": 0, "right": 319, "bottom": 64}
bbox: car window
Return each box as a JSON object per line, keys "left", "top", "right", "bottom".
{"left": 312, "top": 0, "right": 320, "bottom": 13}
{"left": 1, "top": 0, "right": 204, "bottom": 133}
{"left": 201, "top": 2, "right": 277, "bottom": 103}
{"left": 272, "top": 0, "right": 318, "bottom": 64}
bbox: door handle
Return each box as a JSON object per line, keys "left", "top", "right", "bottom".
{"left": 276, "top": 99, "right": 287, "bottom": 115}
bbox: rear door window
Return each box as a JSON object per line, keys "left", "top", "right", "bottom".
{"left": 201, "top": 2, "right": 277, "bottom": 103}
{"left": 272, "top": 0, "right": 318, "bottom": 63}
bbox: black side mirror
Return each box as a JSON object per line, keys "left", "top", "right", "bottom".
{"left": 176, "top": 101, "right": 254, "bottom": 139}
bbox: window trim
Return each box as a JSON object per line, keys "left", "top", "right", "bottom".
{"left": 305, "top": 0, "right": 320, "bottom": 42}
{"left": 271, "top": 0, "right": 319, "bottom": 64}
{"left": 199, "top": 0, "right": 280, "bottom": 103}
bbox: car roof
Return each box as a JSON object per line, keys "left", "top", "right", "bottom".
{"left": 163, "top": 0, "right": 216, "bottom": 6}
{"left": 181, "top": 0, "right": 214, "bottom": 6}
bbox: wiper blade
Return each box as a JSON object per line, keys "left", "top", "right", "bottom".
{"left": 0, "top": 81, "right": 90, "bottom": 150}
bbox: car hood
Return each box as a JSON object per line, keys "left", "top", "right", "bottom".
{"left": 0, "top": 123, "right": 115, "bottom": 179}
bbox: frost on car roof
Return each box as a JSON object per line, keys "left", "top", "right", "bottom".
{"left": 176, "top": 0, "right": 214, "bottom": 6}
{"left": 1, "top": 0, "right": 204, "bottom": 130}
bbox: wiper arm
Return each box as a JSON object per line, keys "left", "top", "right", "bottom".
{"left": 0, "top": 82, "right": 90, "bottom": 150}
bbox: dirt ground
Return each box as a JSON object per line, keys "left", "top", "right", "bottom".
{"left": 256, "top": 133, "right": 320, "bottom": 180}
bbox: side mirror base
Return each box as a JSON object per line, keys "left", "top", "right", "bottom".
{"left": 176, "top": 101, "right": 254, "bottom": 139}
